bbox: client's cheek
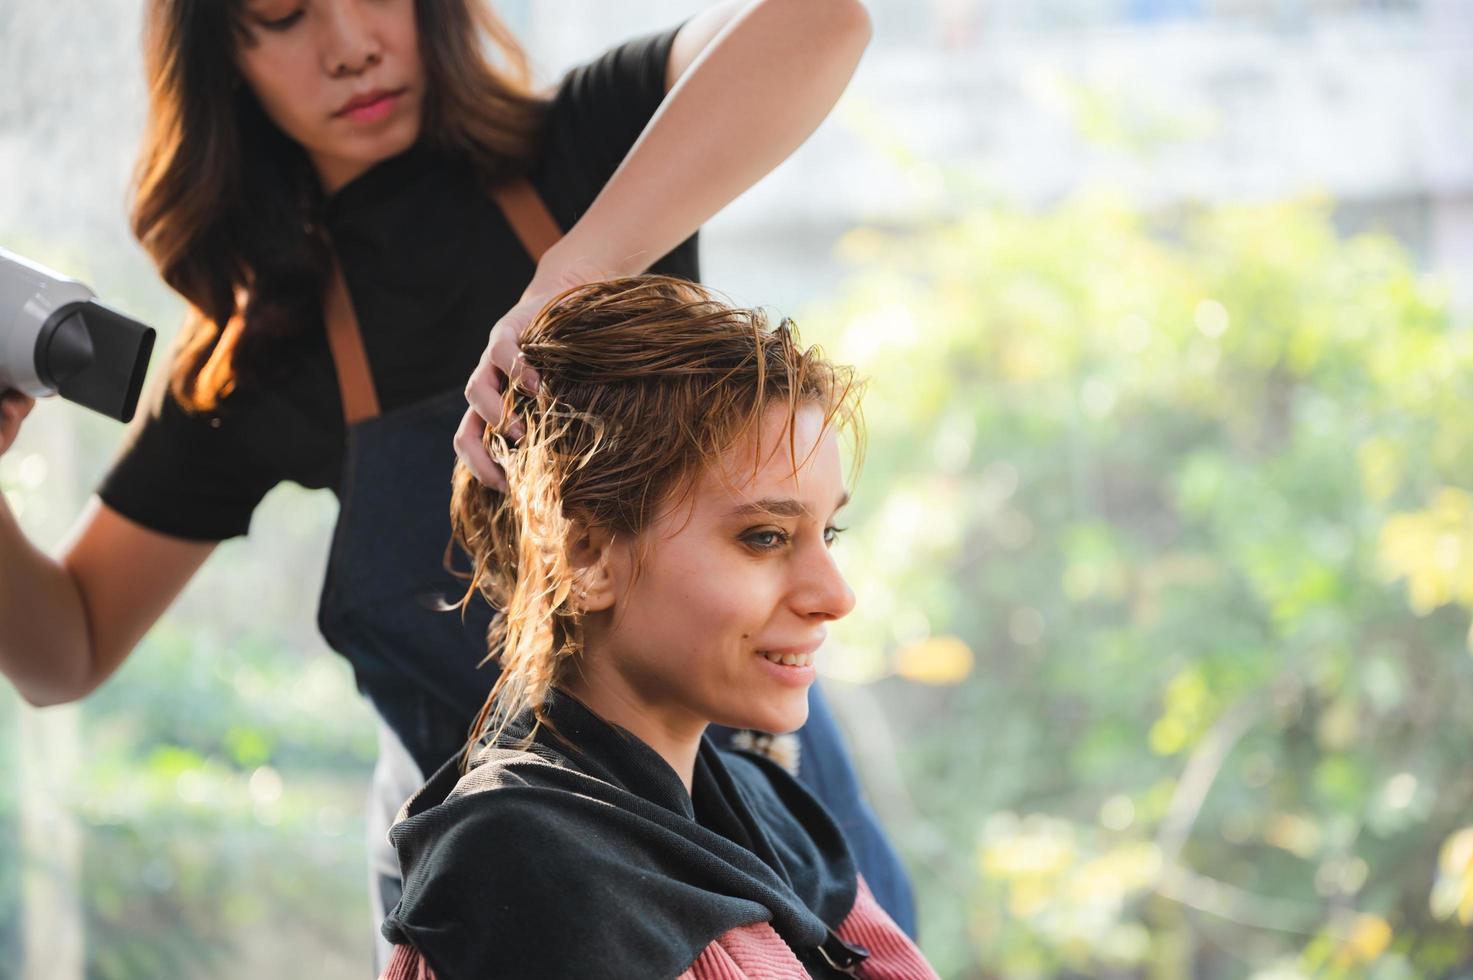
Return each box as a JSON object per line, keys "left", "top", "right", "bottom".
{"left": 700, "top": 591, "right": 765, "bottom": 636}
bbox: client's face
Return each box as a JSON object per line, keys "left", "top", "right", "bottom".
{"left": 592, "top": 402, "right": 856, "bottom": 738}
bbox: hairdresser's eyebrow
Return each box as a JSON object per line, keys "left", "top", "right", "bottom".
{"left": 728, "top": 491, "right": 851, "bottom": 520}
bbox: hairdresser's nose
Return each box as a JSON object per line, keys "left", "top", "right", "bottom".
{"left": 323, "top": 0, "right": 383, "bottom": 77}
{"left": 791, "top": 537, "right": 857, "bottom": 623}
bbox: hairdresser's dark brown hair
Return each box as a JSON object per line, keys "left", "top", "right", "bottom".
{"left": 449, "top": 275, "right": 864, "bottom": 745}
{"left": 131, "top": 0, "right": 546, "bottom": 410}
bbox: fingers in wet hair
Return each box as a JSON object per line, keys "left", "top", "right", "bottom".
{"left": 453, "top": 407, "right": 508, "bottom": 492}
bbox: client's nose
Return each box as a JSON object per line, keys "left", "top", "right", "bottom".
{"left": 792, "top": 540, "right": 857, "bottom": 622}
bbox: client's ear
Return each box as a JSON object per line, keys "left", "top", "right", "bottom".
{"left": 567, "top": 522, "right": 620, "bottom": 613}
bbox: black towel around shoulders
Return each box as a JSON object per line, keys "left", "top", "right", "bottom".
{"left": 383, "top": 692, "right": 860, "bottom": 980}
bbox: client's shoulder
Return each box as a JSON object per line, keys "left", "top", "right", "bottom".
{"left": 382, "top": 737, "right": 774, "bottom": 980}
{"left": 381, "top": 742, "right": 648, "bottom": 977}
{"left": 393, "top": 738, "right": 605, "bottom": 848}
{"left": 450, "top": 738, "right": 579, "bottom": 798}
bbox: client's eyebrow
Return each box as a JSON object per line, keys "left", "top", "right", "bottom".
{"left": 728, "top": 492, "right": 851, "bottom": 520}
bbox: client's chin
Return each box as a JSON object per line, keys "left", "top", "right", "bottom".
{"left": 714, "top": 686, "right": 811, "bottom": 740}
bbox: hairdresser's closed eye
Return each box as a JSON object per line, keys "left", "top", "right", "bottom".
{"left": 254, "top": 5, "right": 304, "bottom": 30}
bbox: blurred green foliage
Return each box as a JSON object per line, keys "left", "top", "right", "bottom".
{"left": 807, "top": 194, "right": 1473, "bottom": 979}
{"left": 0, "top": 616, "right": 377, "bottom": 978}
{"left": 6, "top": 191, "right": 1473, "bottom": 979}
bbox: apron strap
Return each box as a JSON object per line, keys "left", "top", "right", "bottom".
{"left": 324, "top": 175, "right": 564, "bottom": 425}
{"left": 487, "top": 178, "right": 562, "bottom": 262}
{"left": 324, "top": 254, "right": 382, "bottom": 425}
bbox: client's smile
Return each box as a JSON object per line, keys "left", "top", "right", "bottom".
{"left": 760, "top": 649, "right": 816, "bottom": 667}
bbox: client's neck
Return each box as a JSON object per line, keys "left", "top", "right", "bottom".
{"left": 560, "top": 660, "right": 707, "bottom": 795}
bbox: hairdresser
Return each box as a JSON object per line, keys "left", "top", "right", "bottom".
{"left": 0, "top": 0, "right": 915, "bottom": 961}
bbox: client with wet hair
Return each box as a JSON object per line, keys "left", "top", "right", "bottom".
{"left": 380, "top": 276, "right": 937, "bottom": 980}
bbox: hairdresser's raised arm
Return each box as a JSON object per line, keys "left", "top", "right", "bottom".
{"left": 558, "top": 0, "right": 873, "bottom": 277}
{"left": 456, "top": 0, "right": 873, "bottom": 488}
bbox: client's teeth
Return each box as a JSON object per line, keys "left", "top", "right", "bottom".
{"left": 760, "top": 650, "right": 813, "bottom": 667}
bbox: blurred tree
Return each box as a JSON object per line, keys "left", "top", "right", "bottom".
{"left": 807, "top": 193, "right": 1473, "bottom": 979}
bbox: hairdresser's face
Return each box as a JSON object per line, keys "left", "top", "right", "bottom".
{"left": 235, "top": 0, "right": 424, "bottom": 194}
{"left": 587, "top": 404, "right": 856, "bottom": 741}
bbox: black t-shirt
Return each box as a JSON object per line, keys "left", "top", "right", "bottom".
{"left": 99, "top": 26, "right": 698, "bottom": 541}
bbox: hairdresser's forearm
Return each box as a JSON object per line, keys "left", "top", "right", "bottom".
{"left": 0, "top": 494, "right": 93, "bottom": 706}
{"left": 542, "top": 0, "right": 872, "bottom": 279}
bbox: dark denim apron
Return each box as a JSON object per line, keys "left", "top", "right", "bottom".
{"left": 314, "top": 181, "right": 917, "bottom": 969}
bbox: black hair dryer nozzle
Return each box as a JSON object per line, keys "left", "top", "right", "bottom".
{"left": 0, "top": 246, "right": 156, "bottom": 423}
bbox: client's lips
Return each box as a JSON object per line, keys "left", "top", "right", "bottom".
{"left": 757, "top": 638, "right": 824, "bottom": 668}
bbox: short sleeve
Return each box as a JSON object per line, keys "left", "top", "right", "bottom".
{"left": 96, "top": 367, "right": 282, "bottom": 542}
{"left": 533, "top": 25, "right": 700, "bottom": 283}
{"left": 539, "top": 25, "right": 682, "bottom": 210}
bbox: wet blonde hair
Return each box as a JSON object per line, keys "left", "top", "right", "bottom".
{"left": 449, "top": 275, "right": 863, "bottom": 746}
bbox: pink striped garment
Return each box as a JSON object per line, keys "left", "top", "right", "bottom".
{"left": 379, "top": 876, "right": 937, "bottom": 980}
{"left": 677, "top": 876, "right": 936, "bottom": 980}
{"left": 380, "top": 942, "right": 435, "bottom": 980}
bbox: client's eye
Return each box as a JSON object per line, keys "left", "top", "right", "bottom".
{"left": 823, "top": 526, "right": 848, "bottom": 547}
{"left": 742, "top": 528, "right": 790, "bottom": 552}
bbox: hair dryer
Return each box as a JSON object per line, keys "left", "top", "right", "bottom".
{"left": 0, "top": 246, "right": 155, "bottom": 423}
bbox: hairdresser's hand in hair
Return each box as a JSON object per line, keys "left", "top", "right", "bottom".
{"left": 0, "top": 391, "right": 35, "bottom": 457}
{"left": 456, "top": 256, "right": 610, "bottom": 491}
{"left": 458, "top": 0, "right": 873, "bottom": 488}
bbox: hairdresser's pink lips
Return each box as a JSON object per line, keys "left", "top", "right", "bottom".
{"left": 755, "top": 640, "right": 822, "bottom": 688}
{"left": 334, "top": 88, "right": 406, "bottom": 123}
